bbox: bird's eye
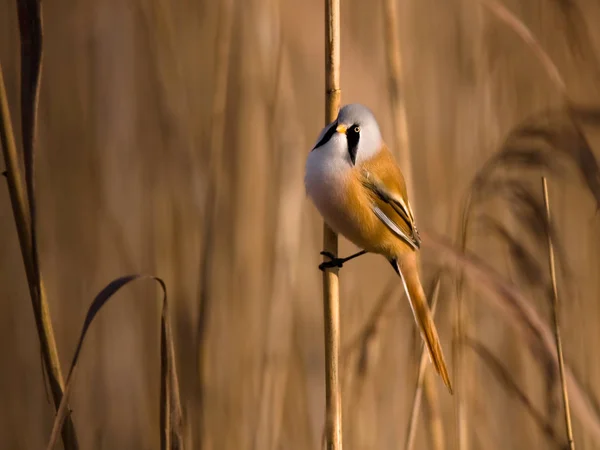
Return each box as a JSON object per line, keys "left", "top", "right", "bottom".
{"left": 353, "top": 126, "right": 360, "bottom": 134}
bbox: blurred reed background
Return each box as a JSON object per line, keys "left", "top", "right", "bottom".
{"left": 2, "top": 0, "right": 600, "bottom": 449}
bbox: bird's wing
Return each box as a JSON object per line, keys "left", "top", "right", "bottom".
{"left": 358, "top": 149, "right": 421, "bottom": 250}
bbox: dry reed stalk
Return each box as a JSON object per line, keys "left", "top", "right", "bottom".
{"left": 542, "top": 177, "right": 575, "bottom": 450}
{"left": 405, "top": 276, "right": 443, "bottom": 450}
{"left": 381, "top": 1, "right": 447, "bottom": 445}
{"left": 46, "top": 275, "right": 184, "bottom": 450}
{"left": 0, "top": 10, "right": 78, "bottom": 450}
{"left": 424, "top": 368, "right": 445, "bottom": 450}
{"left": 323, "top": 0, "right": 342, "bottom": 449}
{"left": 253, "top": 15, "right": 305, "bottom": 450}
{"left": 455, "top": 196, "right": 469, "bottom": 450}
{"left": 382, "top": 0, "right": 414, "bottom": 192}
{"left": 455, "top": 4, "right": 569, "bottom": 448}
{"left": 196, "top": 1, "right": 235, "bottom": 448}
{"left": 453, "top": 12, "right": 492, "bottom": 450}
{"left": 207, "top": 0, "right": 235, "bottom": 178}
{"left": 17, "top": 0, "right": 43, "bottom": 304}
{"left": 161, "top": 294, "right": 185, "bottom": 450}
{"left": 461, "top": 101, "right": 600, "bottom": 441}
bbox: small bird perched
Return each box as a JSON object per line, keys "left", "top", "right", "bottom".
{"left": 305, "top": 103, "right": 452, "bottom": 393}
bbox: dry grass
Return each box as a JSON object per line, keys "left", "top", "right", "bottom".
{"left": 3, "top": 3, "right": 183, "bottom": 449}
{"left": 0, "top": 2, "right": 78, "bottom": 447}
{"left": 3, "top": 0, "right": 600, "bottom": 449}
{"left": 543, "top": 176, "right": 575, "bottom": 449}
{"left": 404, "top": 274, "right": 443, "bottom": 450}
{"left": 45, "top": 275, "right": 183, "bottom": 450}
{"left": 453, "top": 2, "right": 600, "bottom": 448}
{"left": 322, "top": 1, "right": 342, "bottom": 449}
{"left": 381, "top": 1, "right": 447, "bottom": 445}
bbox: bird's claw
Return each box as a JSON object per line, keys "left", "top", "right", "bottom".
{"left": 320, "top": 251, "right": 336, "bottom": 259}
{"left": 318, "top": 251, "right": 345, "bottom": 271}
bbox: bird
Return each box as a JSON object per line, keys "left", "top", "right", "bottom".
{"left": 304, "top": 103, "right": 452, "bottom": 393}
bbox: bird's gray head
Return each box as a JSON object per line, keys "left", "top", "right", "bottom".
{"left": 311, "top": 103, "right": 383, "bottom": 166}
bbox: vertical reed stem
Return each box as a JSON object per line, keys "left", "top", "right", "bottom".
{"left": 382, "top": 0, "right": 413, "bottom": 193}
{"left": 0, "top": 60, "right": 78, "bottom": 450}
{"left": 323, "top": 1, "right": 342, "bottom": 449}
{"left": 382, "top": 1, "right": 445, "bottom": 446}
{"left": 424, "top": 368, "right": 445, "bottom": 450}
{"left": 541, "top": 176, "right": 575, "bottom": 450}
{"left": 404, "top": 277, "right": 442, "bottom": 450}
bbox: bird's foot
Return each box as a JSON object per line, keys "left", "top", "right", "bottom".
{"left": 318, "top": 251, "right": 346, "bottom": 271}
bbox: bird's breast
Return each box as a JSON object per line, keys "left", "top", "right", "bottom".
{"left": 305, "top": 151, "right": 383, "bottom": 252}
{"left": 304, "top": 149, "right": 349, "bottom": 223}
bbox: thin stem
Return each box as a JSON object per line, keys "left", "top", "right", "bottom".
{"left": 382, "top": 0, "right": 413, "bottom": 194}
{"left": 423, "top": 368, "right": 445, "bottom": 450}
{"left": 323, "top": 0, "right": 342, "bottom": 449}
{"left": 253, "top": 9, "right": 305, "bottom": 449}
{"left": 0, "top": 59, "right": 77, "bottom": 449}
{"left": 542, "top": 176, "right": 575, "bottom": 450}
{"left": 405, "top": 276, "right": 442, "bottom": 450}
{"left": 454, "top": 193, "right": 473, "bottom": 450}
{"left": 381, "top": 1, "right": 448, "bottom": 447}
{"left": 197, "top": 1, "right": 235, "bottom": 447}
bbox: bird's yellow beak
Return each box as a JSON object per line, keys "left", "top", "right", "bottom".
{"left": 336, "top": 124, "right": 347, "bottom": 135}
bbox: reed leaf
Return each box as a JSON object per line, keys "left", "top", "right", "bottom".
{"left": 45, "top": 275, "right": 184, "bottom": 450}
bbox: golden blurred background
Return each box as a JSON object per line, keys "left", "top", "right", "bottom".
{"left": 2, "top": 0, "right": 600, "bottom": 449}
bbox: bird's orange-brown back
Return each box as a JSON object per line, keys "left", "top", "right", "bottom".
{"left": 346, "top": 145, "right": 416, "bottom": 258}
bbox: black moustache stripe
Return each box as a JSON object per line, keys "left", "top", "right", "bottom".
{"left": 312, "top": 121, "right": 337, "bottom": 150}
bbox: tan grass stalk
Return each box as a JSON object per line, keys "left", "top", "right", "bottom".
{"left": 381, "top": 1, "right": 446, "bottom": 446}
{"left": 423, "top": 368, "right": 445, "bottom": 450}
{"left": 456, "top": 4, "right": 569, "bottom": 448}
{"left": 323, "top": 0, "right": 342, "bottom": 449}
{"left": 17, "top": 0, "right": 43, "bottom": 302}
{"left": 542, "top": 176, "right": 575, "bottom": 450}
{"left": 382, "top": 0, "right": 413, "bottom": 192}
{"left": 405, "top": 276, "right": 443, "bottom": 450}
{"left": 455, "top": 201, "right": 470, "bottom": 450}
{"left": 197, "top": 1, "right": 235, "bottom": 448}
{"left": 207, "top": 0, "right": 235, "bottom": 178}
{"left": 0, "top": 43, "right": 78, "bottom": 450}
{"left": 253, "top": 29, "right": 305, "bottom": 450}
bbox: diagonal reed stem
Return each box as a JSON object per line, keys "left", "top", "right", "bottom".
{"left": 381, "top": 1, "right": 446, "bottom": 446}
{"left": 542, "top": 176, "right": 575, "bottom": 450}
{"left": 0, "top": 58, "right": 78, "bottom": 450}
{"left": 323, "top": 0, "right": 342, "bottom": 449}
{"left": 405, "top": 276, "right": 442, "bottom": 450}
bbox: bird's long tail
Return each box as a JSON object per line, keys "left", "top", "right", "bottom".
{"left": 391, "top": 253, "right": 453, "bottom": 393}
